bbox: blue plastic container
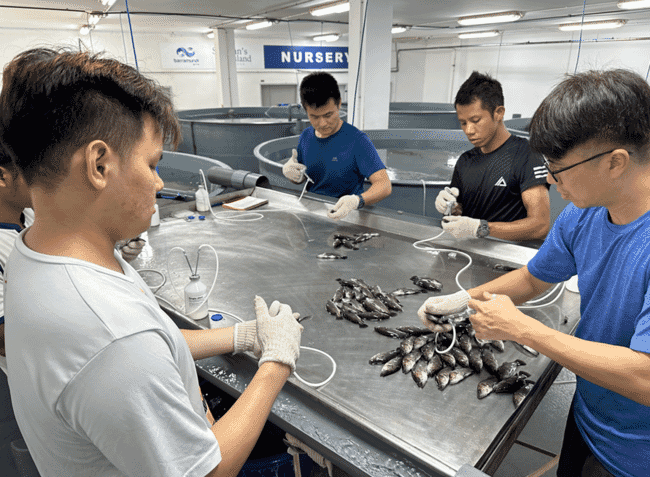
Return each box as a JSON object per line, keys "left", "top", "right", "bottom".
{"left": 238, "top": 452, "right": 313, "bottom": 477}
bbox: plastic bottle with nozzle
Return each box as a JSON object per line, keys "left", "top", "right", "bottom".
{"left": 195, "top": 184, "right": 210, "bottom": 213}
{"left": 184, "top": 274, "right": 209, "bottom": 320}
{"left": 150, "top": 204, "right": 160, "bottom": 227}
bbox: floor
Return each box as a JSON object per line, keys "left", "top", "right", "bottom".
{"left": 493, "top": 367, "right": 576, "bottom": 477}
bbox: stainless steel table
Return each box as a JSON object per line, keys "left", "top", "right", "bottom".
{"left": 131, "top": 188, "right": 580, "bottom": 477}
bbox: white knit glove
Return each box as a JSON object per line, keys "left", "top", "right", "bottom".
{"left": 254, "top": 296, "right": 303, "bottom": 373}
{"left": 327, "top": 195, "right": 360, "bottom": 220}
{"left": 233, "top": 320, "right": 262, "bottom": 358}
{"left": 435, "top": 187, "right": 459, "bottom": 214}
{"left": 417, "top": 291, "right": 470, "bottom": 328}
{"left": 442, "top": 216, "right": 482, "bottom": 239}
{"left": 282, "top": 149, "right": 307, "bottom": 184}
{"left": 119, "top": 237, "right": 146, "bottom": 261}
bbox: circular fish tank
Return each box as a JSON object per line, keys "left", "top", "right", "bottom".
{"left": 175, "top": 106, "right": 313, "bottom": 173}
{"left": 254, "top": 129, "right": 472, "bottom": 220}
{"left": 504, "top": 118, "right": 531, "bottom": 136}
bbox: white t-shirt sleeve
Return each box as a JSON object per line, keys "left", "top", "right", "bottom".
{"left": 59, "top": 331, "right": 221, "bottom": 477}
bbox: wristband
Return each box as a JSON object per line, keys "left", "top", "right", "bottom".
{"left": 357, "top": 195, "right": 365, "bottom": 209}
{"left": 477, "top": 219, "right": 490, "bottom": 238}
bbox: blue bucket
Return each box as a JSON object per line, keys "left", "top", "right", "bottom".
{"left": 238, "top": 452, "right": 314, "bottom": 477}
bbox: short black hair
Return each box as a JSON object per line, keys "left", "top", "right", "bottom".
{"left": 300, "top": 72, "right": 341, "bottom": 109}
{"left": 529, "top": 69, "right": 650, "bottom": 163}
{"left": 0, "top": 48, "right": 181, "bottom": 189}
{"left": 454, "top": 71, "right": 504, "bottom": 115}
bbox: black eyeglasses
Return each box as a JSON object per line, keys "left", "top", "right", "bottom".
{"left": 543, "top": 149, "right": 630, "bottom": 182}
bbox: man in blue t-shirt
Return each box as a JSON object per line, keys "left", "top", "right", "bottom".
{"left": 282, "top": 72, "right": 391, "bottom": 220}
{"left": 418, "top": 69, "right": 650, "bottom": 476}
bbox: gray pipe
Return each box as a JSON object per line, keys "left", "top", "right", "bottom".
{"left": 206, "top": 167, "right": 270, "bottom": 190}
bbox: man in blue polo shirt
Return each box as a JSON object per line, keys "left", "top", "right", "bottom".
{"left": 419, "top": 69, "right": 650, "bottom": 476}
{"left": 282, "top": 72, "right": 391, "bottom": 219}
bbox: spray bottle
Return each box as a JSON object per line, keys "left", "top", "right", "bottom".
{"left": 195, "top": 184, "right": 210, "bottom": 213}
{"left": 182, "top": 250, "right": 209, "bottom": 320}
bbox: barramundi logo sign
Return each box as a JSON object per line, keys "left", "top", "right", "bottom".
{"left": 160, "top": 43, "right": 215, "bottom": 70}
{"left": 264, "top": 46, "right": 348, "bottom": 69}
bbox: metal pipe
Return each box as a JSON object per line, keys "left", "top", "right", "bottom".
{"left": 206, "top": 167, "right": 270, "bottom": 190}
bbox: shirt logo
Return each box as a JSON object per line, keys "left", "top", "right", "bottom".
{"left": 332, "top": 157, "right": 338, "bottom": 162}
{"left": 494, "top": 177, "right": 507, "bottom": 187}
{"left": 533, "top": 165, "right": 547, "bottom": 179}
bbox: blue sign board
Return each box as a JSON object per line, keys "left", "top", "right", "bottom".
{"left": 264, "top": 46, "right": 349, "bottom": 69}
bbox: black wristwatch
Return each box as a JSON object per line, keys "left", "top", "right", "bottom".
{"left": 477, "top": 219, "right": 490, "bottom": 238}
{"left": 357, "top": 194, "right": 365, "bottom": 209}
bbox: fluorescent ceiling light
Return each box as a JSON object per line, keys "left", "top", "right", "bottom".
{"left": 79, "top": 25, "right": 90, "bottom": 35}
{"left": 207, "top": 31, "right": 215, "bottom": 39}
{"left": 559, "top": 20, "right": 626, "bottom": 31}
{"left": 617, "top": 0, "right": 650, "bottom": 9}
{"left": 458, "top": 30, "right": 500, "bottom": 39}
{"left": 100, "top": 0, "right": 116, "bottom": 6}
{"left": 313, "top": 34, "right": 340, "bottom": 42}
{"left": 311, "top": 1, "right": 350, "bottom": 17}
{"left": 458, "top": 11, "right": 523, "bottom": 26}
{"left": 246, "top": 20, "right": 273, "bottom": 30}
{"left": 391, "top": 26, "right": 409, "bottom": 34}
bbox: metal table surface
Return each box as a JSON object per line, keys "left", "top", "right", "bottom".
{"left": 131, "top": 189, "right": 580, "bottom": 477}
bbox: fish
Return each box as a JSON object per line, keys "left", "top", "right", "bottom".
{"left": 357, "top": 311, "right": 391, "bottom": 320}
{"left": 332, "top": 238, "right": 343, "bottom": 248}
{"left": 458, "top": 333, "right": 473, "bottom": 355}
{"left": 333, "top": 232, "right": 356, "bottom": 241}
{"left": 374, "top": 327, "right": 409, "bottom": 339}
{"left": 449, "top": 347, "right": 470, "bottom": 368}
{"left": 496, "top": 359, "right": 527, "bottom": 381}
{"left": 413, "top": 334, "right": 435, "bottom": 350}
{"left": 318, "top": 252, "right": 347, "bottom": 260}
{"left": 326, "top": 300, "right": 342, "bottom": 318}
{"left": 401, "top": 350, "right": 422, "bottom": 374}
{"left": 426, "top": 355, "right": 444, "bottom": 376}
{"left": 297, "top": 315, "right": 311, "bottom": 323}
{"left": 341, "top": 309, "right": 367, "bottom": 328}
{"left": 493, "top": 264, "right": 518, "bottom": 272}
{"left": 380, "top": 356, "right": 403, "bottom": 377}
{"left": 369, "top": 348, "right": 402, "bottom": 365}
{"left": 391, "top": 288, "right": 423, "bottom": 296}
{"left": 363, "top": 297, "right": 391, "bottom": 315}
{"left": 512, "top": 341, "right": 540, "bottom": 357}
{"left": 481, "top": 348, "right": 500, "bottom": 375}
{"left": 395, "top": 326, "right": 432, "bottom": 336}
{"left": 336, "top": 278, "right": 357, "bottom": 288}
{"left": 420, "top": 342, "right": 437, "bottom": 361}
{"left": 412, "top": 359, "right": 429, "bottom": 388}
{"left": 435, "top": 366, "right": 453, "bottom": 390}
{"left": 468, "top": 348, "right": 483, "bottom": 373}
{"left": 379, "top": 294, "right": 403, "bottom": 311}
{"left": 332, "top": 288, "right": 344, "bottom": 302}
{"left": 439, "top": 351, "right": 456, "bottom": 369}
{"left": 477, "top": 376, "right": 500, "bottom": 399}
{"left": 410, "top": 276, "right": 443, "bottom": 292}
{"left": 489, "top": 340, "right": 506, "bottom": 353}
{"left": 340, "top": 239, "right": 359, "bottom": 250}
{"left": 513, "top": 381, "right": 536, "bottom": 407}
{"left": 449, "top": 368, "right": 474, "bottom": 385}
{"left": 400, "top": 335, "right": 416, "bottom": 355}
{"left": 340, "top": 299, "right": 366, "bottom": 314}
{"left": 493, "top": 371, "right": 531, "bottom": 394}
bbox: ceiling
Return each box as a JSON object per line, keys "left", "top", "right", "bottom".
{"left": 1, "top": 0, "right": 649, "bottom": 41}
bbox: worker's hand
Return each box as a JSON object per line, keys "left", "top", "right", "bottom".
{"left": 417, "top": 291, "right": 470, "bottom": 330}
{"left": 435, "top": 187, "right": 459, "bottom": 214}
{"left": 327, "top": 195, "right": 360, "bottom": 220}
{"left": 282, "top": 149, "right": 307, "bottom": 184}
{"left": 118, "top": 237, "right": 146, "bottom": 261}
{"left": 468, "top": 292, "right": 534, "bottom": 341}
{"left": 442, "top": 216, "right": 488, "bottom": 239}
{"left": 254, "top": 296, "right": 303, "bottom": 373}
{"left": 233, "top": 320, "right": 262, "bottom": 358}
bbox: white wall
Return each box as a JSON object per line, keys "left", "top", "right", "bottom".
{"left": 1, "top": 21, "right": 649, "bottom": 117}
{"left": 391, "top": 24, "right": 650, "bottom": 118}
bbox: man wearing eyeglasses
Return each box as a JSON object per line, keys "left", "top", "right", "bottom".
{"left": 435, "top": 72, "right": 551, "bottom": 242}
{"left": 420, "top": 69, "right": 650, "bottom": 476}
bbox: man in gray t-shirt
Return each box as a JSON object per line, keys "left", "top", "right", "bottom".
{"left": 0, "top": 48, "right": 303, "bottom": 477}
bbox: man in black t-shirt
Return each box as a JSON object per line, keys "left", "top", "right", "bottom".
{"left": 435, "top": 72, "right": 550, "bottom": 241}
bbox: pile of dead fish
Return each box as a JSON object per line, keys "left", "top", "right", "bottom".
{"left": 317, "top": 232, "right": 380, "bottom": 260}
{"left": 369, "top": 313, "right": 537, "bottom": 408}
{"left": 325, "top": 276, "right": 444, "bottom": 327}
